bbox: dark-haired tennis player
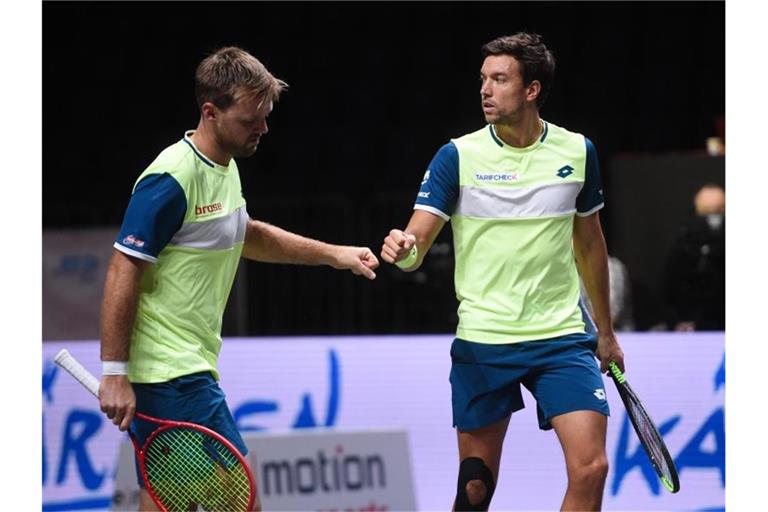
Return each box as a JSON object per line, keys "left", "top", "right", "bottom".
{"left": 382, "top": 33, "right": 624, "bottom": 511}
{"left": 98, "top": 47, "right": 379, "bottom": 511}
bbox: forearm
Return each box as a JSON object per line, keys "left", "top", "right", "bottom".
{"left": 100, "top": 251, "right": 144, "bottom": 362}
{"left": 242, "top": 220, "right": 340, "bottom": 267}
{"left": 574, "top": 230, "right": 613, "bottom": 334}
{"left": 397, "top": 226, "right": 440, "bottom": 272}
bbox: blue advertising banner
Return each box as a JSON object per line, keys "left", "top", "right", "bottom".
{"left": 42, "top": 333, "right": 724, "bottom": 511}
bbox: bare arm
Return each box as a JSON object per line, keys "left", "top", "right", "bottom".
{"left": 381, "top": 210, "right": 447, "bottom": 271}
{"left": 573, "top": 212, "right": 625, "bottom": 373}
{"left": 242, "top": 219, "right": 379, "bottom": 279}
{"left": 99, "top": 249, "right": 149, "bottom": 431}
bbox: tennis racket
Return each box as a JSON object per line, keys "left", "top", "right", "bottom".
{"left": 53, "top": 349, "right": 257, "bottom": 511}
{"left": 608, "top": 361, "right": 680, "bottom": 493}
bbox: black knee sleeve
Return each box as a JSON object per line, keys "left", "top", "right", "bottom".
{"left": 455, "top": 457, "right": 496, "bottom": 511}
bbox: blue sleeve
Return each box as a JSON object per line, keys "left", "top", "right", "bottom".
{"left": 414, "top": 142, "right": 459, "bottom": 220}
{"left": 576, "top": 138, "right": 605, "bottom": 215}
{"left": 115, "top": 173, "right": 187, "bottom": 262}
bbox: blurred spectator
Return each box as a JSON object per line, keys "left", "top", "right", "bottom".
{"left": 662, "top": 183, "right": 725, "bottom": 331}
{"left": 580, "top": 255, "right": 635, "bottom": 331}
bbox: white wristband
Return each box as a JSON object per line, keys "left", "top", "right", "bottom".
{"left": 102, "top": 361, "right": 129, "bottom": 375}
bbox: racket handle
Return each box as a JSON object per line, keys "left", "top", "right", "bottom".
{"left": 53, "top": 349, "right": 100, "bottom": 398}
{"left": 608, "top": 361, "right": 626, "bottom": 383}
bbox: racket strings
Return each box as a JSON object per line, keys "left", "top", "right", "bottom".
{"left": 144, "top": 427, "right": 251, "bottom": 511}
{"left": 628, "top": 400, "right": 673, "bottom": 480}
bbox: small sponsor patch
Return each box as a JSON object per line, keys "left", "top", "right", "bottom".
{"left": 122, "top": 235, "right": 146, "bottom": 248}
{"left": 593, "top": 388, "right": 606, "bottom": 401}
{"left": 474, "top": 172, "right": 519, "bottom": 182}
{"left": 195, "top": 202, "right": 223, "bottom": 216}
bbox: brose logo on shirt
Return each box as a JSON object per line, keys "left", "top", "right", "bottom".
{"left": 195, "top": 202, "right": 223, "bottom": 216}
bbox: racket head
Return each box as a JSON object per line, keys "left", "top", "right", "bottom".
{"left": 135, "top": 414, "right": 256, "bottom": 511}
{"left": 609, "top": 364, "right": 680, "bottom": 493}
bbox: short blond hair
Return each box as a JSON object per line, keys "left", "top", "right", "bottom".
{"left": 194, "top": 47, "right": 288, "bottom": 110}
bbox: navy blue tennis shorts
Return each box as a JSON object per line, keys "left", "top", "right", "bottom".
{"left": 450, "top": 332, "right": 610, "bottom": 432}
{"left": 130, "top": 371, "right": 247, "bottom": 487}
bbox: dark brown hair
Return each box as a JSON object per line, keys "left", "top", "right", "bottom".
{"left": 482, "top": 33, "right": 555, "bottom": 108}
{"left": 194, "top": 47, "right": 288, "bottom": 110}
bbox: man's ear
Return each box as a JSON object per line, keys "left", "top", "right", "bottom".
{"left": 200, "top": 102, "right": 218, "bottom": 121}
{"left": 526, "top": 80, "right": 541, "bottom": 104}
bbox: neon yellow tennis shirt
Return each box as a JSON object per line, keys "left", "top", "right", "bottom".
{"left": 414, "top": 121, "right": 604, "bottom": 343}
{"left": 114, "top": 131, "right": 247, "bottom": 382}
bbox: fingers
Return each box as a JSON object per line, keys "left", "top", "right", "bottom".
{"left": 381, "top": 230, "right": 404, "bottom": 263}
{"left": 99, "top": 376, "right": 136, "bottom": 432}
{"left": 613, "top": 354, "right": 626, "bottom": 374}
{"left": 381, "top": 229, "right": 416, "bottom": 264}
{"left": 101, "top": 402, "right": 134, "bottom": 431}
{"left": 119, "top": 405, "right": 136, "bottom": 432}
{"left": 344, "top": 248, "right": 378, "bottom": 279}
{"left": 357, "top": 263, "right": 377, "bottom": 280}
{"left": 353, "top": 251, "right": 378, "bottom": 280}
{"left": 600, "top": 353, "right": 624, "bottom": 375}
{"left": 362, "top": 250, "right": 380, "bottom": 270}
{"left": 380, "top": 243, "right": 399, "bottom": 264}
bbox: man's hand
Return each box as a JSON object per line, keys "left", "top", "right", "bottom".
{"left": 99, "top": 375, "right": 136, "bottom": 431}
{"left": 331, "top": 246, "right": 379, "bottom": 280}
{"left": 595, "top": 330, "right": 625, "bottom": 374}
{"left": 381, "top": 229, "right": 417, "bottom": 265}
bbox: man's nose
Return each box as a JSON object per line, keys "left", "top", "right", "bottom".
{"left": 480, "top": 79, "right": 491, "bottom": 98}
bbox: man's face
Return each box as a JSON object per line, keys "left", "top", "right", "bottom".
{"left": 695, "top": 187, "right": 726, "bottom": 216}
{"left": 479, "top": 55, "right": 535, "bottom": 125}
{"left": 213, "top": 92, "right": 273, "bottom": 158}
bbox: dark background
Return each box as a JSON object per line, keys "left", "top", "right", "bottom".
{"left": 43, "top": 1, "right": 725, "bottom": 335}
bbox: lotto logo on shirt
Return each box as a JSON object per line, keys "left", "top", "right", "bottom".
{"left": 195, "top": 202, "right": 223, "bottom": 216}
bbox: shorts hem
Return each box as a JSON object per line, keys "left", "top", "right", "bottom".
{"left": 539, "top": 405, "right": 610, "bottom": 431}
{"left": 454, "top": 404, "right": 524, "bottom": 432}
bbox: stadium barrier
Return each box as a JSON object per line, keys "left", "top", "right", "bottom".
{"left": 42, "top": 333, "right": 724, "bottom": 511}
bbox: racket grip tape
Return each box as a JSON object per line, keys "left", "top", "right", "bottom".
{"left": 608, "top": 361, "right": 626, "bottom": 384}
{"left": 53, "top": 349, "right": 100, "bottom": 397}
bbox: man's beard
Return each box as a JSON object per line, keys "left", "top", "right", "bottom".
{"left": 223, "top": 139, "right": 259, "bottom": 159}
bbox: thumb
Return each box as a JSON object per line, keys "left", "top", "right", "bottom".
{"left": 403, "top": 233, "right": 416, "bottom": 250}
{"left": 357, "top": 260, "right": 377, "bottom": 280}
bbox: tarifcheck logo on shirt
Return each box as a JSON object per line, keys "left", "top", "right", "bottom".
{"left": 474, "top": 172, "right": 520, "bottom": 182}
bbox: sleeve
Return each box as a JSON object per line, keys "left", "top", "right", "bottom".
{"left": 576, "top": 137, "right": 605, "bottom": 216}
{"left": 413, "top": 142, "right": 460, "bottom": 221}
{"left": 114, "top": 173, "right": 187, "bottom": 263}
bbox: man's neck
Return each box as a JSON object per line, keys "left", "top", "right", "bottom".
{"left": 493, "top": 112, "right": 543, "bottom": 148}
{"left": 189, "top": 121, "right": 232, "bottom": 166}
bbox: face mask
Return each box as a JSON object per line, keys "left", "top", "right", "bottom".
{"left": 706, "top": 214, "right": 724, "bottom": 231}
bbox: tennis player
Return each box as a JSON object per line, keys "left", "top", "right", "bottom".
{"left": 381, "top": 33, "right": 624, "bottom": 511}
{"left": 98, "top": 47, "right": 379, "bottom": 511}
